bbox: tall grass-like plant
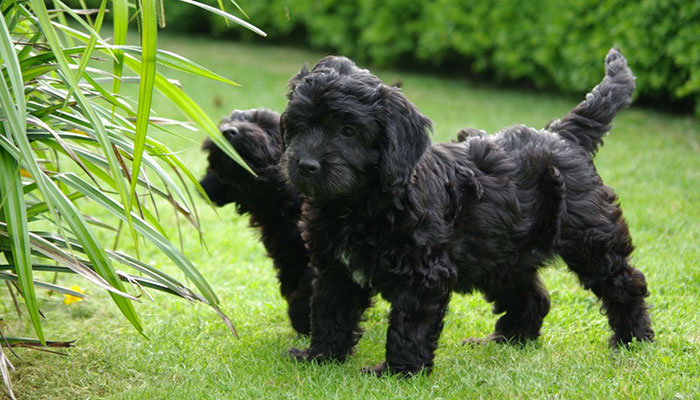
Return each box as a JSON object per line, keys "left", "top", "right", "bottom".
{"left": 0, "top": 1, "right": 264, "bottom": 398}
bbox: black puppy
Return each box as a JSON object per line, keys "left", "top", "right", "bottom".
{"left": 200, "top": 108, "right": 313, "bottom": 335}
{"left": 281, "top": 48, "right": 653, "bottom": 376}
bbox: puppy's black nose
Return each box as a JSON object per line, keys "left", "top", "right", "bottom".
{"left": 298, "top": 158, "right": 320, "bottom": 176}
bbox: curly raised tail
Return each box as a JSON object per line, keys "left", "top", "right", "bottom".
{"left": 547, "top": 47, "right": 635, "bottom": 155}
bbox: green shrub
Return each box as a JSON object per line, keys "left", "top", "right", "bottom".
{"left": 153, "top": 0, "right": 699, "bottom": 114}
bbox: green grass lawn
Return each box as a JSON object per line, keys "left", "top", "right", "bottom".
{"left": 5, "top": 33, "right": 700, "bottom": 399}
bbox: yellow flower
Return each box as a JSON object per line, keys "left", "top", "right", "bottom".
{"left": 63, "top": 285, "right": 84, "bottom": 305}
{"left": 19, "top": 168, "right": 33, "bottom": 178}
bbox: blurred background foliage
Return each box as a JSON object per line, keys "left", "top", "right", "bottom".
{"left": 149, "top": 0, "right": 700, "bottom": 115}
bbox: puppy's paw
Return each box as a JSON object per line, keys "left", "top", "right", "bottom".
{"left": 362, "top": 362, "right": 388, "bottom": 377}
{"left": 609, "top": 328, "right": 655, "bottom": 349}
{"left": 288, "top": 347, "right": 313, "bottom": 362}
{"left": 361, "top": 361, "right": 428, "bottom": 378}
{"left": 462, "top": 337, "right": 489, "bottom": 346}
{"left": 462, "top": 333, "right": 508, "bottom": 346}
{"left": 287, "top": 347, "right": 344, "bottom": 363}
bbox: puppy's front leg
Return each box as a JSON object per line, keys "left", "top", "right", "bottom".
{"left": 369, "top": 266, "right": 453, "bottom": 377}
{"left": 289, "top": 263, "right": 372, "bottom": 363}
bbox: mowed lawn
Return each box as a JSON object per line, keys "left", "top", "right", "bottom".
{"left": 5, "top": 33, "right": 700, "bottom": 399}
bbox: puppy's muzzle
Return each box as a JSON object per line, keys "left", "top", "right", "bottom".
{"left": 297, "top": 158, "right": 321, "bottom": 177}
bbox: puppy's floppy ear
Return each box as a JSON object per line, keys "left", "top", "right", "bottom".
{"left": 254, "top": 108, "right": 282, "bottom": 147}
{"left": 199, "top": 169, "right": 235, "bottom": 207}
{"left": 377, "top": 85, "right": 432, "bottom": 193}
{"left": 287, "top": 63, "right": 310, "bottom": 99}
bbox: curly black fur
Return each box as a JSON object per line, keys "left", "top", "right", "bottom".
{"left": 281, "top": 48, "right": 653, "bottom": 376}
{"left": 200, "top": 108, "right": 313, "bottom": 335}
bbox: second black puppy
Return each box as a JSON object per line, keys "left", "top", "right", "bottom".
{"left": 282, "top": 49, "right": 653, "bottom": 376}
{"left": 200, "top": 108, "right": 312, "bottom": 335}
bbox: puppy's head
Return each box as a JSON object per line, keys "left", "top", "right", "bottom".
{"left": 200, "top": 108, "right": 282, "bottom": 206}
{"left": 281, "top": 56, "right": 431, "bottom": 200}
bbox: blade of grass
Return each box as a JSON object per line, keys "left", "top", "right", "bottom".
{"left": 116, "top": 45, "right": 238, "bottom": 86}
{"left": 48, "top": 0, "right": 116, "bottom": 62}
{"left": 29, "top": 0, "right": 142, "bottom": 271}
{"left": 56, "top": 173, "right": 223, "bottom": 311}
{"left": 216, "top": 0, "right": 230, "bottom": 27}
{"left": 35, "top": 136, "right": 186, "bottom": 231}
{"left": 1, "top": 337, "right": 73, "bottom": 348}
{"left": 176, "top": 0, "right": 266, "bottom": 37}
{"left": 33, "top": 145, "right": 171, "bottom": 239}
{"left": 36, "top": 65, "right": 199, "bottom": 221}
{"left": 25, "top": 191, "right": 84, "bottom": 218}
{"left": 112, "top": 0, "right": 129, "bottom": 99}
{"left": 5, "top": 237, "right": 202, "bottom": 302}
{"left": 0, "top": 272, "right": 85, "bottom": 298}
{"left": 29, "top": 0, "right": 144, "bottom": 334}
{"left": 106, "top": 252, "right": 202, "bottom": 301}
{"left": 0, "top": 9, "right": 26, "bottom": 123}
{"left": 32, "top": 29, "right": 247, "bottom": 180}
{"left": 55, "top": 0, "right": 108, "bottom": 104}
{"left": 121, "top": 53, "right": 252, "bottom": 175}
{"left": 0, "top": 342, "right": 15, "bottom": 400}
{"left": 0, "top": 224, "right": 139, "bottom": 300}
{"left": 21, "top": 64, "right": 58, "bottom": 82}
{"left": 76, "top": 73, "right": 135, "bottom": 115}
{"left": 58, "top": 107, "right": 200, "bottom": 223}
{"left": 16, "top": 30, "right": 42, "bottom": 60}
{"left": 0, "top": 151, "right": 44, "bottom": 345}
{"left": 228, "top": 0, "right": 249, "bottom": 20}
{"left": 26, "top": 115, "right": 98, "bottom": 186}
{"left": 49, "top": 0, "right": 73, "bottom": 47}
{"left": 19, "top": 46, "right": 95, "bottom": 69}
{"left": 0, "top": 135, "right": 20, "bottom": 160}
{"left": 0, "top": 8, "right": 44, "bottom": 345}
{"left": 129, "top": 0, "right": 158, "bottom": 222}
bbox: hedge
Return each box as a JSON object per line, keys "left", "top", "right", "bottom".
{"left": 80, "top": 1, "right": 700, "bottom": 113}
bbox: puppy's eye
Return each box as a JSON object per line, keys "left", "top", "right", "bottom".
{"left": 222, "top": 126, "right": 239, "bottom": 137}
{"left": 341, "top": 127, "right": 356, "bottom": 137}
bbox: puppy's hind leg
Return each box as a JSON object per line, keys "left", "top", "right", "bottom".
{"left": 559, "top": 189, "right": 653, "bottom": 347}
{"left": 468, "top": 272, "right": 551, "bottom": 345}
